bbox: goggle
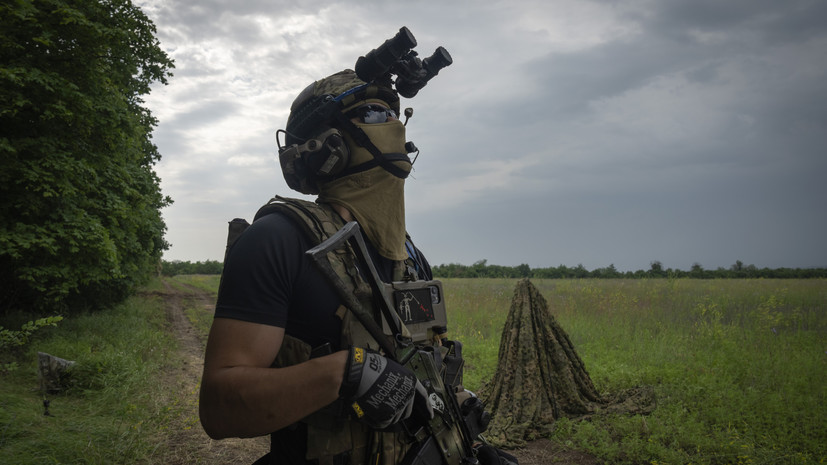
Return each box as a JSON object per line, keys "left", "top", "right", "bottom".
{"left": 346, "top": 104, "right": 397, "bottom": 124}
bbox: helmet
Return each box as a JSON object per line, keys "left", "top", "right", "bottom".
{"left": 278, "top": 70, "right": 402, "bottom": 194}
{"left": 284, "top": 70, "right": 400, "bottom": 146}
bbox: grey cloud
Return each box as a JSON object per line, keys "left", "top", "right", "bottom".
{"left": 166, "top": 100, "right": 241, "bottom": 131}
{"left": 142, "top": 0, "right": 827, "bottom": 269}
{"left": 149, "top": 0, "right": 279, "bottom": 40}
{"left": 644, "top": 0, "right": 827, "bottom": 45}
{"left": 410, "top": 169, "right": 827, "bottom": 271}
{"left": 447, "top": 1, "right": 827, "bottom": 181}
{"left": 167, "top": 57, "right": 227, "bottom": 80}
{"left": 759, "top": 1, "right": 827, "bottom": 44}
{"left": 516, "top": 1, "right": 827, "bottom": 119}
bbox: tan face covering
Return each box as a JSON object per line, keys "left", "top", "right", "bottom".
{"left": 317, "top": 119, "right": 411, "bottom": 260}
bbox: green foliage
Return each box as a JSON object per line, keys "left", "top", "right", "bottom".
{"left": 0, "top": 316, "right": 63, "bottom": 351}
{"left": 0, "top": 0, "right": 174, "bottom": 314}
{"left": 161, "top": 259, "right": 224, "bottom": 276}
{"left": 0, "top": 294, "right": 178, "bottom": 464}
{"left": 0, "top": 315, "right": 63, "bottom": 372}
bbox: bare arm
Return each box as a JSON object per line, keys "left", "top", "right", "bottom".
{"left": 199, "top": 318, "right": 348, "bottom": 439}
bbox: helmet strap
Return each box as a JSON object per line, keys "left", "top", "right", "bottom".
{"left": 331, "top": 111, "right": 411, "bottom": 180}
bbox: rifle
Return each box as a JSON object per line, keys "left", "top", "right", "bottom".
{"left": 306, "top": 222, "right": 490, "bottom": 465}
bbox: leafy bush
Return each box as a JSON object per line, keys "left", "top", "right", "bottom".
{"left": 0, "top": 315, "right": 62, "bottom": 373}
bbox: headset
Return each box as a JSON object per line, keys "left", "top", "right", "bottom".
{"left": 277, "top": 127, "right": 349, "bottom": 194}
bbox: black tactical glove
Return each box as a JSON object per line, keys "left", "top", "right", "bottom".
{"left": 475, "top": 444, "right": 519, "bottom": 465}
{"left": 339, "top": 346, "right": 427, "bottom": 429}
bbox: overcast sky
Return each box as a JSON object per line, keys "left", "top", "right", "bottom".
{"left": 139, "top": 0, "right": 826, "bottom": 272}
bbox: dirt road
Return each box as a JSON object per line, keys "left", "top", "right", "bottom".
{"left": 156, "top": 279, "right": 599, "bottom": 464}
{"left": 156, "top": 280, "right": 269, "bottom": 464}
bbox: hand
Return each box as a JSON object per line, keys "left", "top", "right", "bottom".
{"left": 339, "top": 347, "right": 424, "bottom": 429}
{"left": 475, "top": 444, "right": 519, "bottom": 465}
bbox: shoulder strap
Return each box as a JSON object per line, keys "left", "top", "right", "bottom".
{"left": 256, "top": 196, "right": 376, "bottom": 328}
{"left": 254, "top": 195, "right": 345, "bottom": 247}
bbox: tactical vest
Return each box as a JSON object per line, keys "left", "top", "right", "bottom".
{"left": 248, "top": 196, "right": 417, "bottom": 465}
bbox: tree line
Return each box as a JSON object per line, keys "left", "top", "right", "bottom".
{"left": 432, "top": 260, "right": 827, "bottom": 279}
{"left": 161, "top": 260, "right": 224, "bottom": 276}
{"left": 1, "top": 0, "right": 173, "bottom": 315}
{"left": 162, "top": 259, "right": 827, "bottom": 279}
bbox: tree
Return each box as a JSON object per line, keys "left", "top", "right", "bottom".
{"left": 648, "top": 260, "right": 666, "bottom": 278}
{"left": 0, "top": 0, "right": 174, "bottom": 313}
{"left": 516, "top": 263, "right": 530, "bottom": 278}
{"left": 470, "top": 259, "right": 488, "bottom": 277}
{"left": 572, "top": 263, "right": 589, "bottom": 278}
{"left": 592, "top": 263, "right": 620, "bottom": 278}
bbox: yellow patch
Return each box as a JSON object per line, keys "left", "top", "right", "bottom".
{"left": 352, "top": 401, "right": 365, "bottom": 418}
{"left": 354, "top": 347, "right": 364, "bottom": 364}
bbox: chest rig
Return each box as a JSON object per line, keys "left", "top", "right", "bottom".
{"left": 229, "top": 196, "right": 475, "bottom": 465}
{"left": 248, "top": 196, "right": 426, "bottom": 464}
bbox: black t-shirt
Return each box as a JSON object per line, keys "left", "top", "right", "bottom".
{"left": 215, "top": 211, "right": 343, "bottom": 348}
{"left": 215, "top": 210, "right": 431, "bottom": 350}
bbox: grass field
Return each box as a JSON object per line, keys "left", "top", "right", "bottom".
{"left": 443, "top": 278, "right": 827, "bottom": 464}
{"left": 2, "top": 277, "right": 824, "bottom": 464}
{"left": 0, "top": 284, "right": 180, "bottom": 464}
{"left": 172, "top": 275, "right": 826, "bottom": 463}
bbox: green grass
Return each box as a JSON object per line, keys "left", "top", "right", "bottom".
{"left": 169, "top": 274, "right": 222, "bottom": 295}
{"left": 0, "top": 278, "right": 180, "bottom": 464}
{"left": 443, "top": 278, "right": 827, "bottom": 464}
{"left": 167, "top": 274, "right": 221, "bottom": 337}
{"left": 3, "top": 277, "right": 823, "bottom": 464}
{"left": 163, "top": 275, "right": 827, "bottom": 463}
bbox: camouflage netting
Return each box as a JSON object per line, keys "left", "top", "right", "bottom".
{"left": 38, "top": 351, "right": 75, "bottom": 393}
{"left": 480, "top": 279, "right": 656, "bottom": 447}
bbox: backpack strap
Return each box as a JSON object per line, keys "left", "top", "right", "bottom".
{"left": 254, "top": 195, "right": 346, "bottom": 247}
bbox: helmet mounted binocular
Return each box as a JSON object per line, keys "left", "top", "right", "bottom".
{"left": 356, "top": 26, "right": 453, "bottom": 98}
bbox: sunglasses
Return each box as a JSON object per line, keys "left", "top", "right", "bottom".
{"left": 346, "top": 104, "right": 397, "bottom": 124}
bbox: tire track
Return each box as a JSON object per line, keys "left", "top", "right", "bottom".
{"left": 155, "top": 279, "right": 269, "bottom": 464}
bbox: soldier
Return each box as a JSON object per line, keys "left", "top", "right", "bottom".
{"left": 200, "top": 30, "right": 517, "bottom": 465}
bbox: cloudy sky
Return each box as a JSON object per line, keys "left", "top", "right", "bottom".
{"left": 139, "top": 0, "right": 826, "bottom": 272}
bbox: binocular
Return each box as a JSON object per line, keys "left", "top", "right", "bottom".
{"left": 355, "top": 26, "right": 452, "bottom": 98}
